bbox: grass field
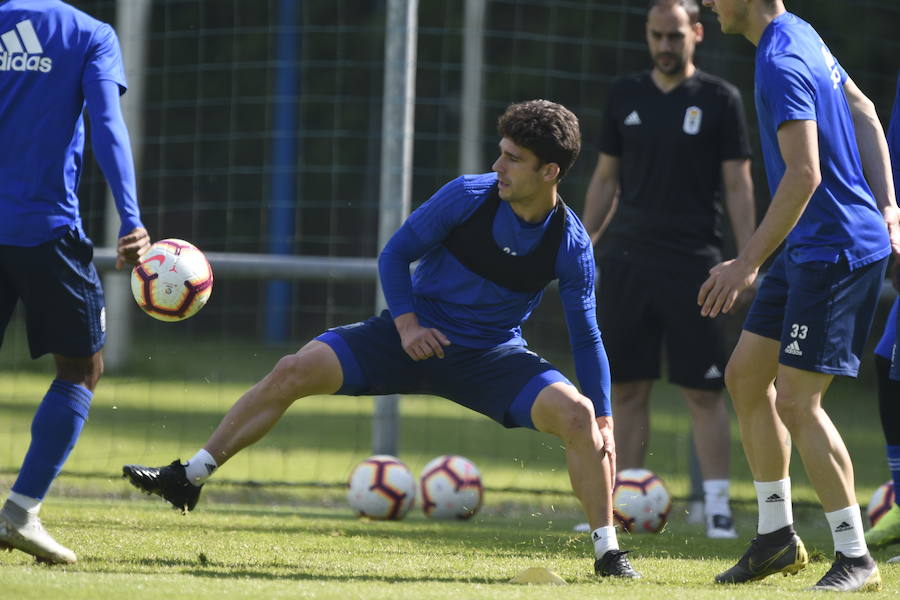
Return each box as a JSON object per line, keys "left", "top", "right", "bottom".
{"left": 2, "top": 347, "right": 900, "bottom": 598}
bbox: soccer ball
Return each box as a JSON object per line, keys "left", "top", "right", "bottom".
{"left": 419, "top": 455, "right": 483, "bottom": 519}
{"left": 131, "top": 239, "right": 213, "bottom": 322}
{"left": 347, "top": 455, "right": 416, "bottom": 520}
{"left": 867, "top": 481, "right": 895, "bottom": 527}
{"left": 612, "top": 468, "right": 672, "bottom": 533}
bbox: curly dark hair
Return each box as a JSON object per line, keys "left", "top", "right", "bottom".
{"left": 496, "top": 100, "right": 581, "bottom": 181}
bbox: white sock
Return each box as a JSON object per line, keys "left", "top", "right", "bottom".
{"left": 825, "top": 505, "right": 867, "bottom": 558}
{"left": 184, "top": 449, "right": 218, "bottom": 487}
{"left": 703, "top": 479, "right": 731, "bottom": 517}
{"left": 591, "top": 526, "right": 619, "bottom": 559}
{"left": 7, "top": 491, "right": 41, "bottom": 514}
{"left": 755, "top": 478, "right": 793, "bottom": 534}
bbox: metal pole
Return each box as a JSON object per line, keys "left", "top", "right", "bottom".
{"left": 103, "top": 0, "right": 151, "bottom": 370}
{"left": 373, "top": 0, "right": 418, "bottom": 457}
{"left": 459, "top": 0, "right": 485, "bottom": 175}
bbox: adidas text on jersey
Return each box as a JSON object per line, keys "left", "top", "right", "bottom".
{"left": 0, "top": 20, "right": 52, "bottom": 73}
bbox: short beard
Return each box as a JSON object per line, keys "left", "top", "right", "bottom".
{"left": 653, "top": 53, "right": 685, "bottom": 76}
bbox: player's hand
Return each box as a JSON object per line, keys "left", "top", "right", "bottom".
{"left": 698, "top": 258, "right": 758, "bottom": 318}
{"left": 595, "top": 415, "right": 616, "bottom": 489}
{"left": 116, "top": 227, "right": 150, "bottom": 269}
{"left": 394, "top": 312, "right": 451, "bottom": 360}
{"left": 884, "top": 205, "right": 900, "bottom": 259}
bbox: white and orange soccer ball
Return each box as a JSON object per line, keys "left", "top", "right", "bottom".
{"left": 867, "top": 480, "right": 895, "bottom": 527}
{"left": 131, "top": 239, "right": 213, "bottom": 322}
{"left": 347, "top": 455, "right": 416, "bottom": 520}
{"left": 612, "top": 468, "right": 672, "bottom": 534}
{"left": 419, "top": 454, "right": 483, "bottom": 519}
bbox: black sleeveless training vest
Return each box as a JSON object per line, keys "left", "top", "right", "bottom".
{"left": 442, "top": 184, "right": 566, "bottom": 294}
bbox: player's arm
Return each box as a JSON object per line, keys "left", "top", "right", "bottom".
{"left": 721, "top": 158, "right": 755, "bottom": 254}
{"left": 378, "top": 222, "right": 450, "bottom": 360}
{"left": 581, "top": 154, "right": 620, "bottom": 246}
{"left": 84, "top": 78, "right": 149, "bottom": 268}
{"left": 844, "top": 77, "right": 900, "bottom": 256}
{"left": 699, "top": 120, "right": 820, "bottom": 317}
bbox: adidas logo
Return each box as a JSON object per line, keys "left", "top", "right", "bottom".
{"left": 834, "top": 521, "right": 853, "bottom": 533}
{"left": 205, "top": 462, "right": 217, "bottom": 476}
{"left": 784, "top": 340, "right": 803, "bottom": 356}
{"left": 765, "top": 494, "right": 784, "bottom": 503}
{"left": 624, "top": 110, "right": 641, "bottom": 126}
{"left": 0, "top": 19, "right": 52, "bottom": 73}
{"left": 591, "top": 530, "right": 601, "bottom": 542}
{"left": 704, "top": 365, "right": 722, "bottom": 379}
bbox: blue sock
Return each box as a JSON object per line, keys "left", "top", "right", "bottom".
{"left": 889, "top": 445, "right": 900, "bottom": 508}
{"left": 11, "top": 380, "right": 92, "bottom": 500}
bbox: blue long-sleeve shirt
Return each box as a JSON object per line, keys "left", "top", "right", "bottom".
{"left": 0, "top": 0, "right": 143, "bottom": 245}
{"left": 378, "top": 173, "right": 612, "bottom": 416}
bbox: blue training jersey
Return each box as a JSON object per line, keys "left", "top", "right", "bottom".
{"left": 890, "top": 71, "right": 900, "bottom": 202}
{"left": 875, "top": 71, "right": 900, "bottom": 359}
{"left": 0, "top": 0, "right": 135, "bottom": 246}
{"left": 754, "top": 12, "right": 890, "bottom": 269}
{"left": 378, "top": 172, "right": 611, "bottom": 415}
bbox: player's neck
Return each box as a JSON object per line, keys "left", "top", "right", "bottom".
{"left": 651, "top": 62, "right": 695, "bottom": 94}
{"left": 508, "top": 187, "right": 559, "bottom": 224}
{"left": 744, "top": 4, "right": 786, "bottom": 46}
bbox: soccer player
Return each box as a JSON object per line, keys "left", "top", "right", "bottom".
{"left": 581, "top": 0, "right": 755, "bottom": 539}
{"left": 865, "top": 70, "right": 900, "bottom": 550}
{"left": 123, "top": 99, "right": 640, "bottom": 579}
{"left": 0, "top": 0, "right": 150, "bottom": 564}
{"left": 700, "top": 0, "right": 900, "bottom": 592}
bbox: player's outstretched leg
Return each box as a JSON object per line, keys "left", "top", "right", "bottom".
{"left": 714, "top": 525, "right": 808, "bottom": 584}
{"left": 0, "top": 500, "right": 76, "bottom": 564}
{"left": 122, "top": 460, "right": 202, "bottom": 514}
{"left": 808, "top": 552, "right": 881, "bottom": 592}
{"left": 865, "top": 504, "right": 900, "bottom": 548}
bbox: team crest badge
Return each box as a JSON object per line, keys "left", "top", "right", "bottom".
{"left": 683, "top": 106, "right": 702, "bottom": 135}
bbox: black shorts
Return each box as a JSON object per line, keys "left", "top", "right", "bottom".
{"left": 0, "top": 228, "right": 106, "bottom": 359}
{"left": 597, "top": 253, "right": 725, "bottom": 389}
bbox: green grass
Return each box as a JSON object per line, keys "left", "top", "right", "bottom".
{"left": 2, "top": 493, "right": 900, "bottom": 599}
{"left": 1, "top": 356, "right": 899, "bottom": 598}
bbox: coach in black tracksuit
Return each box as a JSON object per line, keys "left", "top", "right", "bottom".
{"left": 582, "top": 0, "right": 754, "bottom": 539}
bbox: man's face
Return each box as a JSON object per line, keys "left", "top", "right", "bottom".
{"left": 646, "top": 4, "right": 702, "bottom": 76}
{"left": 702, "top": 0, "right": 750, "bottom": 35}
{"left": 492, "top": 137, "right": 553, "bottom": 203}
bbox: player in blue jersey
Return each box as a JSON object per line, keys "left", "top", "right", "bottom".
{"left": 0, "top": 1, "right": 150, "bottom": 565}
{"left": 700, "top": 0, "right": 900, "bottom": 592}
{"left": 123, "top": 99, "right": 640, "bottom": 579}
{"left": 865, "top": 71, "right": 900, "bottom": 551}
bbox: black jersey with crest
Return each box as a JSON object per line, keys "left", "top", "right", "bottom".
{"left": 598, "top": 70, "right": 751, "bottom": 265}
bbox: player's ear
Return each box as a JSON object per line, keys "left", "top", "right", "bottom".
{"left": 544, "top": 162, "right": 560, "bottom": 182}
{"left": 694, "top": 21, "right": 704, "bottom": 43}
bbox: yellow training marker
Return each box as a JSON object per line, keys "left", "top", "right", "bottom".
{"left": 509, "top": 567, "right": 567, "bottom": 585}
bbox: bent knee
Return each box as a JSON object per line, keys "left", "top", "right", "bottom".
{"left": 534, "top": 389, "right": 596, "bottom": 439}
{"left": 268, "top": 345, "right": 341, "bottom": 398}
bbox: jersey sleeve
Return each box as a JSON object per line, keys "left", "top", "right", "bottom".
{"left": 719, "top": 85, "right": 752, "bottom": 161}
{"left": 378, "top": 222, "right": 430, "bottom": 318}
{"left": 758, "top": 53, "right": 817, "bottom": 127}
{"left": 556, "top": 224, "right": 611, "bottom": 416}
{"left": 82, "top": 23, "right": 127, "bottom": 93}
{"left": 598, "top": 82, "right": 623, "bottom": 157}
{"left": 406, "top": 176, "right": 484, "bottom": 244}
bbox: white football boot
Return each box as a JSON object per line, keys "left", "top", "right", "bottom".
{"left": 0, "top": 500, "right": 76, "bottom": 564}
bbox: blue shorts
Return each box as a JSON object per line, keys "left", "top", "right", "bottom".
{"left": 0, "top": 228, "right": 105, "bottom": 359}
{"left": 874, "top": 297, "right": 900, "bottom": 381}
{"left": 743, "top": 249, "right": 887, "bottom": 377}
{"left": 316, "top": 311, "right": 572, "bottom": 429}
